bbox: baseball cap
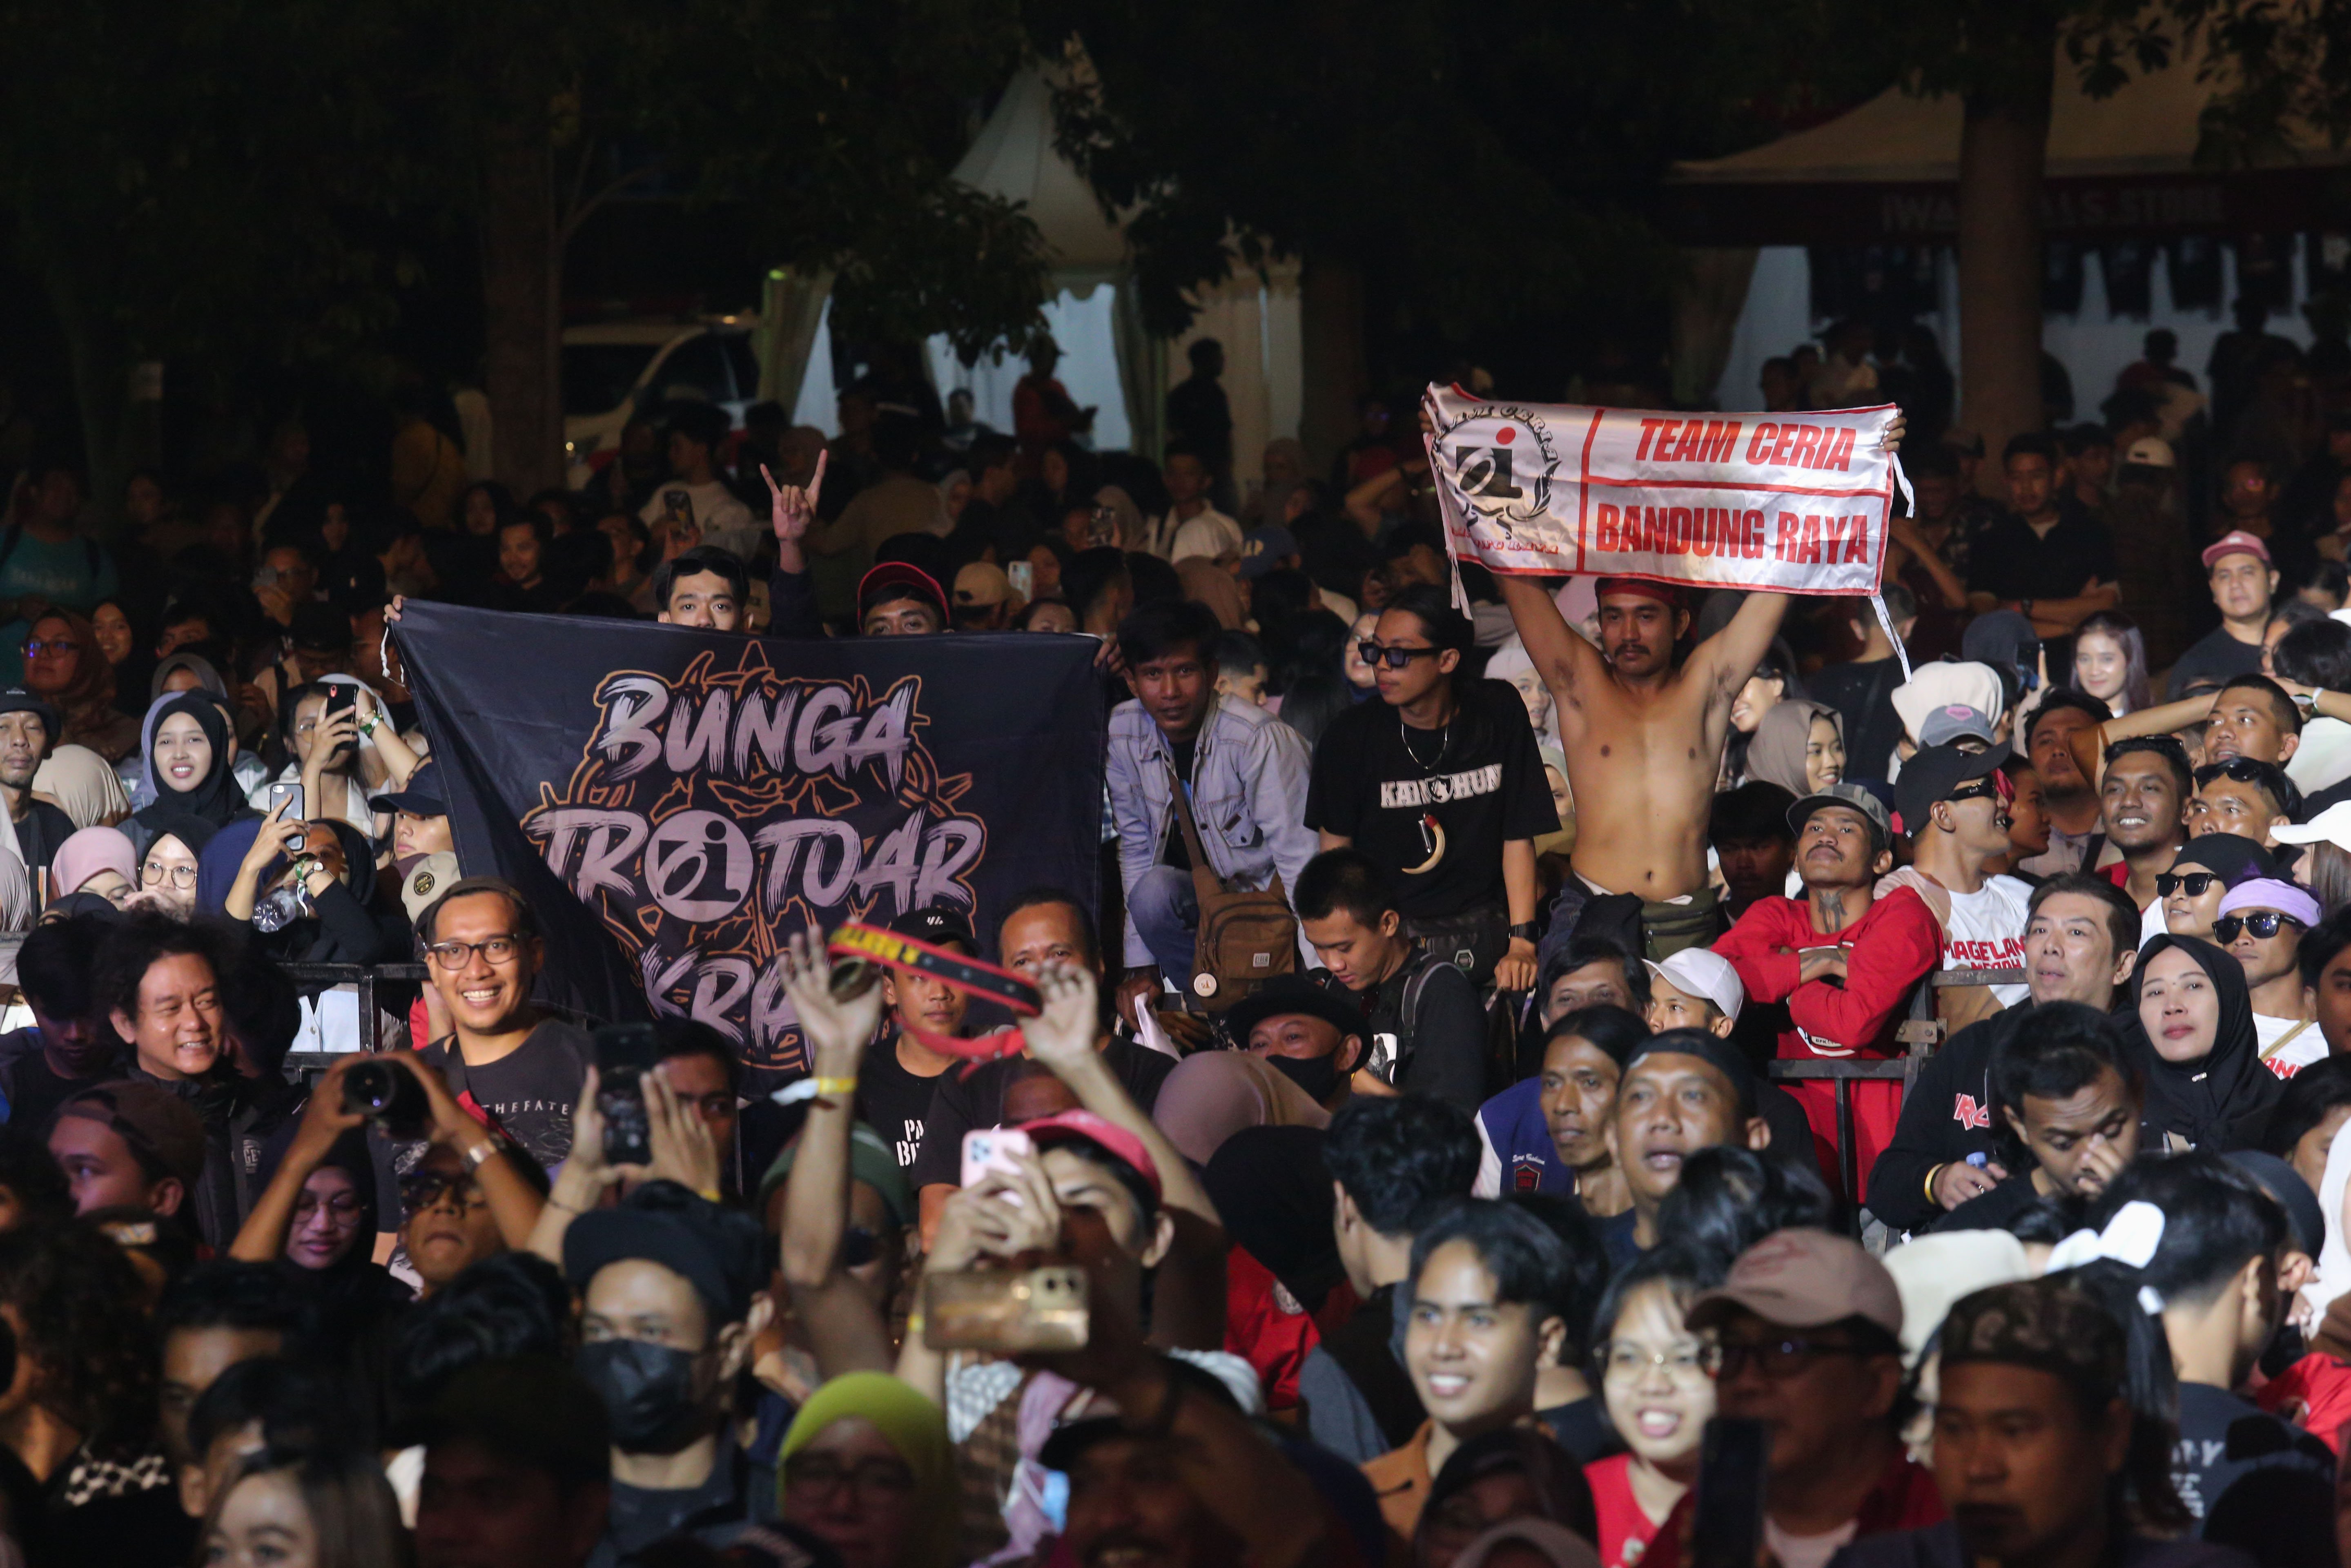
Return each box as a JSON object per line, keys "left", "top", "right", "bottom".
{"left": 1239, "top": 525, "right": 1300, "bottom": 579}
{"left": 2274, "top": 800, "right": 2351, "bottom": 853}
{"left": 2167, "top": 833, "right": 2277, "bottom": 885}
{"left": 886, "top": 902, "right": 977, "bottom": 953}
{"left": 1018, "top": 1109, "right": 1163, "bottom": 1205}
{"left": 2202, "top": 530, "right": 2273, "bottom": 570}
{"left": 1892, "top": 661, "right": 2006, "bottom": 739}
{"left": 1919, "top": 704, "right": 1998, "bottom": 748}
{"left": 0, "top": 689, "right": 61, "bottom": 739}
{"left": 1892, "top": 743, "right": 2003, "bottom": 836}
{"left": 1642, "top": 948, "right": 1744, "bottom": 1023}
{"left": 54, "top": 1080, "right": 206, "bottom": 1189}
{"left": 1622, "top": 1028, "right": 1756, "bottom": 1115}
{"left": 288, "top": 604, "right": 350, "bottom": 654}
{"left": 1038, "top": 1356, "right": 1249, "bottom": 1472}
{"left": 2124, "top": 436, "right": 2175, "bottom": 469}
{"left": 1219, "top": 974, "right": 1365, "bottom": 1049}
{"left": 370, "top": 758, "right": 447, "bottom": 817}
{"left": 1880, "top": 1231, "right": 2033, "bottom": 1367}
{"left": 563, "top": 1180, "right": 768, "bottom": 1323}
{"left": 858, "top": 561, "right": 948, "bottom": 621}
{"left": 953, "top": 562, "right": 1014, "bottom": 608}
{"left": 2222, "top": 1149, "right": 2325, "bottom": 1258}
{"left": 399, "top": 851, "right": 460, "bottom": 924}
{"left": 1788, "top": 780, "right": 1893, "bottom": 852}
{"left": 1687, "top": 1229, "right": 1904, "bottom": 1339}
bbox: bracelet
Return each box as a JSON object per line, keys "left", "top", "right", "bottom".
{"left": 461, "top": 1138, "right": 499, "bottom": 1171}
{"left": 771, "top": 1075, "right": 858, "bottom": 1106}
{"left": 1923, "top": 1164, "right": 1945, "bottom": 1204}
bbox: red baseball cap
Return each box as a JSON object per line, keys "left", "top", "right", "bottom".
{"left": 2201, "top": 530, "right": 2273, "bottom": 570}
{"left": 857, "top": 561, "right": 948, "bottom": 621}
{"left": 1016, "top": 1109, "right": 1163, "bottom": 1203}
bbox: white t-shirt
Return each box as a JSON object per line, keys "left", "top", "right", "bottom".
{"left": 2256, "top": 1013, "right": 2326, "bottom": 1078}
{"left": 641, "top": 480, "right": 760, "bottom": 561}
{"left": 1941, "top": 875, "right": 2032, "bottom": 1007}
{"left": 1163, "top": 507, "right": 1243, "bottom": 562}
{"left": 1765, "top": 1516, "right": 1859, "bottom": 1568}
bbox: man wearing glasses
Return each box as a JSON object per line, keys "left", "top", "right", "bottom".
{"left": 2215, "top": 878, "right": 2326, "bottom": 1078}
{"left": 412, "top": 875, "right": 592, "bottom": 1169}
{"left": 1877, "top": 743, "right": 2032, "bottom": 1031}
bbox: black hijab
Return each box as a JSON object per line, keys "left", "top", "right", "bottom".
{"left": 133, "top": 693, "right": 247, "bottom": 830}
{"left": 126, "top": 806, "right": 223, "bottom": 869}
{"left": 2124, "top": 933, "right": 2283, "bottom": 1153}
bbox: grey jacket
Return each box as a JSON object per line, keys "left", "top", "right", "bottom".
{"left": 1105, "top": 694, "right": 1318, "bottom": 967}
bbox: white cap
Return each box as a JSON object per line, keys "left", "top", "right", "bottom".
{"left": 2123, "top": 436, "right": 2175, "bottom": 469}
{"left": 1892, "top": 660, "right": 2006, "bottom": 739}
{"left": 1643, "top": 947, "right": 1745, "bottom": 1023}
{"left": 2273, "top": 800, "right": 2351, "bottom": 854}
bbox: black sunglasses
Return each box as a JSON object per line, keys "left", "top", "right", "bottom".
{"left": 1356, "top": 640, "right": 1442, "bottom": 670}
{"left": 2196, "top": 757, "right": 2277, "bottom": 788}
{"left": 2155, "top": 871, "right": 2220, "bottom": 900}
{"left": 2214, "top": 911, "right": 2306, "bottom": 942}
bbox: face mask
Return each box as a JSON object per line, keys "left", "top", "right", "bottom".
{"left": 574, "top": 1337, "right": 709, "bottom": 1452}
{"left": 1267, "top": 1051, "right": 1341, "bottom": 1104}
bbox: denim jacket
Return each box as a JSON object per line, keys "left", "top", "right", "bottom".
{"left": 1105, "top": 695, "right": 1318, "bottom": 967}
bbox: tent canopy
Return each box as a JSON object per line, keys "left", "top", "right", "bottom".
{"left": 952, "top": 68, "right": 1130, "bottom": 292}
{"left": 1664, "top": 46, "right": 2351, "bottom": 245}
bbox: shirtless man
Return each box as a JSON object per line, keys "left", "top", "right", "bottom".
{"left": 1488, "top": 414, "right": 1904, "bottom": 958}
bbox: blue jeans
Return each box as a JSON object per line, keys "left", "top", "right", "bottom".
{"left": 1128, "top": 865, "right": 1200, "bottom": 987}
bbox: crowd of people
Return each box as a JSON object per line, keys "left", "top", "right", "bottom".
{"left": 8, "top": 309, "right": 2351, "bottom": 1568}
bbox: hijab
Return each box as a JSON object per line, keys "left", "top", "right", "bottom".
{"left": 1150, "top": 1051, "right": 1331, "bottom": 1167}
{"left": 1177, "top": 558, "right": 1246, "bottom": 631}
{"left": 1094, "top": 484, "right": 1146, "bottom": 550}
{"left": 50, "top": 825, "right": 135, "bottom": 900}
{"left": 1744, "top": 698, "right": 1842, "bottom": 796}
{"left": 29, "top": 609, "right": 127, "bottom": 752}
{"left": 134, "top": 692, "right": 247, "bottom": 830}
{"left": 2124, "top": 933, "right": 2282, "bottom": 1152}
{"left": 149, "top": 652, "right": 229, "bottom": 702}
{"left": 197, "top": 819, "right": 269, "bottom": 916}
{"left": 778, "top": 1373, "right": 957, "bottom": 1568}
{"left": 254, "top": 1123, "right": 381, "bottom": 1275}
{"left": 133, "top": 808, "right": 223, "bottom": 873}
{"left": 34, "top": 744, "right": 131, "bottom": 827}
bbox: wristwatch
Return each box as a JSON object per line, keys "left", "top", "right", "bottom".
{"left": 1508, "top": 921, "right": 1539, "bottom": 941}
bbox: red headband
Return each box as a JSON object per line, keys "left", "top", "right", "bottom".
{"left": 1593, "top": 576, "right": 1692, "bottom": 613}
{"left": 826, "top": 920, "right": 1041, "bottom": 1067}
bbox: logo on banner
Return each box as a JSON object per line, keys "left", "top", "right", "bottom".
{"left": 1433, "top": 401, "right": 1558, "bottom": 535}
{"left": 519, "top": 645, "right": 988, "bottom": 1072}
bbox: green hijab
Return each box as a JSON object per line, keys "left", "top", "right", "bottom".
{"left": 778, "top": 1372, "right": 958, "bottom": 1568}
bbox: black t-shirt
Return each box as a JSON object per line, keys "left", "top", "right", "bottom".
{"left": 1304, "top": 678, "right": 1558, "bottom": 920}
{"left": 418, "top": 1018, "right": 593, "bottom": 1169}
{"left": 2167, "top": 625, "right": 2269, "bottom": 700}
{"left": 2173, "top": 1382, "right": 2335, "bottom": 1564}
{"left": 906, "top": 1037, "right": 1178, "bottom": 1191}
{"left": 15, "top": 798, "right": 76, "bottom": 882}
{"left": 1808, "top": 657, "right": 1905, "bottom": 782}
{"left": 858, "top": 1036, "right": 950, "bottom": 1172}
{"left": 0, "top": 1027, "right": 123, "bottom": 1134}
{"left": 1965, "top": 503, "right": 2119, "bottom": 604}
{"left": 1539, "top": 1396, "right": 1625, "bottom": 1465}
{"left": 1163, "top": 733, "right": 1199, "bottom": 872}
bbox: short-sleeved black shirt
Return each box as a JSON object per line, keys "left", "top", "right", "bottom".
{"left": 906, "top": 1036, "right": 1177, "bottom": 1191}
{"left": 1965, "top": 502, "right": 2119, "bottom": 604}
{"left": 1304, "top": 678, "right": 1558, "bottom": 920}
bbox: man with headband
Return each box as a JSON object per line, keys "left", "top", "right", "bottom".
{"left": 2214, "top": 878, "right": 2327, "bottom": 1077}
{"left": 1597, "top": 1026, "right": 1770, "bottom": 1265}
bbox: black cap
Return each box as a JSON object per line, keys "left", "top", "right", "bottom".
{"left": 417, "top": 1356, "right": 609, "bottom": 1486}
{"left": 1219, "top": 975, "right": 1366, "bottom": 1050}
{"left": 2169, "top": 833, "right": 2280, "bottom": 886}
{"left": 0, "top": 688, "right": 61, "bottom": 743}
{"left": 287, "top": 603, "right": 350, "bottom": 654}
{"left": 370, "top": 758, "right": 446, "bottom": 816}
{"left": 1892, "top": 744, "right": 2003, "bottom": 838}
{"left": 2222, "top": 1149, "right": 2325, "bottom": 1258}
{"left": 562, "top": 1179, "right": 766, "bottom": 1323}
{"left": 1037, "top": 1357, "right": 1242, "bottom": 1471}
{"left": 1624, "top": 1028, "right": 1757, "bottom": 1117}
{"left": 887, "top": 902, "right": 976, "bottom": 953}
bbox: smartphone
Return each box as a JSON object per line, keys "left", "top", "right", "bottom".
{"left": 961, "top": 1127, "right": 1035, "bottom": 1190}
{"left": 661, "top": 489, "right": 695, "bottom": 529}
{"left": 324, "top": 683, "right": 358, "bottom": 718}
{"left": 923, "top": 1265, "right": 1089, "bottom": 1353}
{"left": 2016, "top": 637, "right": 2043, "bottom": 691}
{"left": 594, "top": 1023, "right": 662, "bottom": 1166}
{"left": 267, "top": 782, "right": 305, "bottom": 822}
{"left": 1006, "top": 560, "right": 1034, "bottom": 600}
{"left": 1689, "top": 1417, "right": 1770, "bottom": 1568}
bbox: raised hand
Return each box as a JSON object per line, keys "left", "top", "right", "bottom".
{"left": 1020, "top": 961, "right": 1100, "bottom": 1076}
{"left": 763, "top": 451, "right": 827, "bottom": 548}
{"left": 778, "top": 927, "right": 885, "bottom": 1071}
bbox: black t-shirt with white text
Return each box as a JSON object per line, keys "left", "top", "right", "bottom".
{"left": 419, "top": 1018, "right": 593, "bottom": 1169}
{"left": 1304, "top": 678, "right": 1558, "bottom": 920}
{"left": 858, "top": 1036, "right": 950, "bottom": 1172}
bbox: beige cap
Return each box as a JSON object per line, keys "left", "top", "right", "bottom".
{"left": 2123, "top": 436, "right": 2175, "bottom": 469}
{"left": 1686, "top": 1228, "right": 1904, "bottom": 1337}
{"left": 1880, "top": 1231, "right": 2033, "bottom": 1367}
{"left": 954, "top": 562, "right": 1013, "bottom": 607}
{"left": 401, "top": 852, "right": 460, "bottom": 923}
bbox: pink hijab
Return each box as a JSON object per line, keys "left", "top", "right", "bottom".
{"left": 51, "top": 826, "right": 136, "bottom": 899}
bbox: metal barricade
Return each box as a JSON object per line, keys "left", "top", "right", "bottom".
{"left": 1765, "top": 965, "right": 2026, "bottom": 1227}
{"left": 279, "top": 962, "right": 429, "bottom": 1082}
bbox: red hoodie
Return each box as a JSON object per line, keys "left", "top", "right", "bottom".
{"left": 1713, "top": 885, "right": 1940, "bottom": 1198}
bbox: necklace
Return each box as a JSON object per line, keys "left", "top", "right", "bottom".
{"left": 1399, "top": 712, "right": 1451, "bottom": 774}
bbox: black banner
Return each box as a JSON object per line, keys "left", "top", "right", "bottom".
{"left": 393, "top": 604, "right": 1107, "bottom": 1088}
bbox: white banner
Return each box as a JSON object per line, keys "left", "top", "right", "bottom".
{"left": 1421, "top": 384, "right": 1903, "bottom": 598}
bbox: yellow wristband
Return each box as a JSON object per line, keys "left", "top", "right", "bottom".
{"left": 1924, "top": 1164, "right": 1945, "bottom": 1203}
{"left": 771, "top": 1075, "right": 858, "bottom": 1106}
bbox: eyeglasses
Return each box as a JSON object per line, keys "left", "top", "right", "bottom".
{"left": 1355, "top": 640, "right": 1442, "bottom": 670}
{"left": 2214, "top": 911, "right": 2306, "bottom": 942}
{"left": 399, "top": 1171, "right": 487, "bottom": 1215}
{"left": 22, "top": 639, "right": 71, "bottom": 658}
{"left": 423, "top": 935, "right": 524, "bottom": 970}
{"left": 292, "top": 1192, "right": 364, "bottom": 1223}
{"left": 2156, "top": 871, "right": 2220, "bottom": 900}
{"left": 142, "top": 860, "right": 198, "bottom": 888}
{"left": 1598, "top": 1341, "right": 1708, "bottom": 1381}
{"left": 1700, "top": 1335, "right": 1873, "bottom": 1381}
{"left": 780, "top": 1453, "right": 916, "bottom": 1501}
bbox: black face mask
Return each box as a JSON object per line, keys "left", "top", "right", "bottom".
{"left": 574, "top": 1338, "right": 709, "bottom": 1453}
{"left": 1267, "top": 1051, "right": 1341, "bottom": 1104}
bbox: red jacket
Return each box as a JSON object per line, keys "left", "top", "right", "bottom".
{"left": 1713, "top": 886, "right": 1941, "bottom": 1059}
